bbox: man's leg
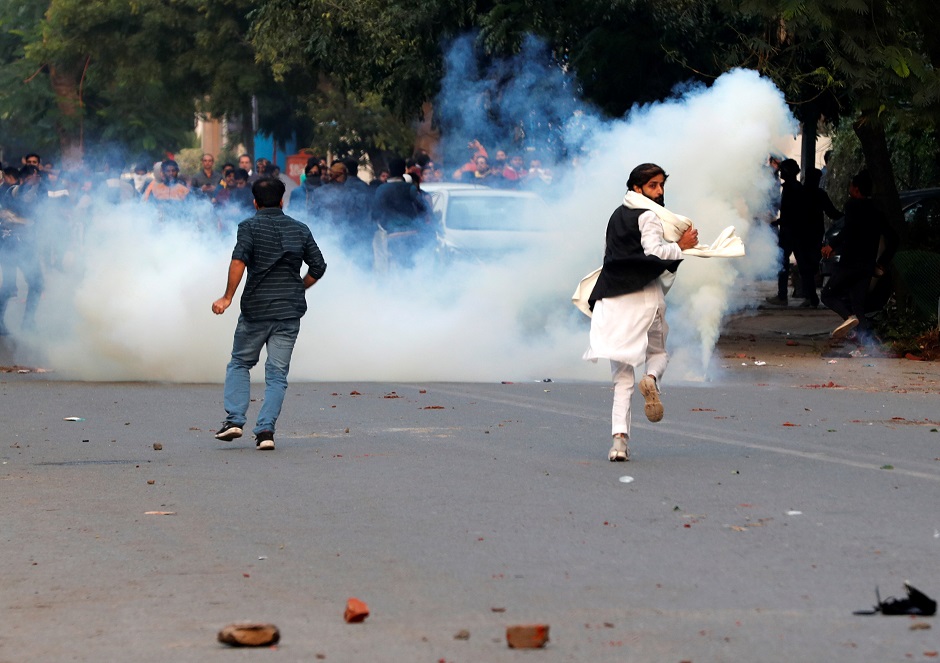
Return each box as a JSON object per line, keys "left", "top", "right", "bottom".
{"left": 776, "top": 246, "right": 792, "bottom": 301}
{"left": 610, "top": 360, "right": 635, "bottom": 438}
{"left": 21, "top": 251, "right": 44, "bottom": 329}
{"left": 820, "top": 268, "right": 856, "bottom": 320}
{"left": 254, "top": 318, "right": 301, "bottom": 435}
{"left": 609, "top": 360, "right": 634, "bottom": 461}
{"left": 794, "top": 246, "right": 820, "bottom": 306}
{"left": 848, "top": 274, "right": 875, "bottom": 339}
{"left": 222, "top": 316, "right": 269, "bottom": 429}
{"left": 639, "top": 309, "right": 667, "bottom": 422}
{"left": 0, "top": 249, "right": 19, "bottom": 335}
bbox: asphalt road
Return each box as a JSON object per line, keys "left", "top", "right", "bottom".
{"left": 2, "top": 352, "right": 939, "bottom": 661}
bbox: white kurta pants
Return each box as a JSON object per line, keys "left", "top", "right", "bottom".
{"left": 583, "top": 280, "right": 670, "bottom": 437}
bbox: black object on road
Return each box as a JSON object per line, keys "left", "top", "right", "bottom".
{"left": 854, "top": 582, "right": 937, "bottom": 616}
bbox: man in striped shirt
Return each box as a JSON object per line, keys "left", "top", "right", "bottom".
{"left": 211, "top": 178, "right": 327, "bottom": 450}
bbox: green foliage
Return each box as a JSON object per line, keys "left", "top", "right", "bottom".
{"left": 827, "top": 119, "right": 940, "bottom": 197}
{"left": 874, "top": 294, "right": 937, "bottom": 355}
{"left": 250, "top": 0, "right": 477, "bottom": 120}
{"left": 302, "top": 88, "right": 416, "bottom": 160}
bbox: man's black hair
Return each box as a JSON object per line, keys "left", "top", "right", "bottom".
{"left": 19, "top": 164, "right": 41, "bottom": 178}
{"left": 233, "top": 168, "right": 249, "bottom": 181}
{"left": 3, "top": 166, "right": 20, "bottom": 179}
{"left": 805, "top": 168, "right": 823, "bottom": 188}
{"left": 343, "top": 158, "right": 359, "bottom": 177}
{"left": 252, "top": 177, "right": 286, "bottom": 208}
{"left": 161, "top": 159, "right": 180, "bottom": 172}
{"left": 627, "top": 163, "right": 668, "bottom": 190}
{"left": 852, "top": 169, "right": 873, "bottom": 197}
{"left": 24, "top": 153, "right": 41, "bottom": 163}
{"left": 388, "top": 157, "right": 406, "bottom": 178}
{"left": 778, "top": 159, "right": 800, "bottom": 182}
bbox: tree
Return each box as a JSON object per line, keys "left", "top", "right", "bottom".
{"left": 0, "top": 0, "right": 308, "bottom": 163}
{"left": 720, "top": 0, "right": 940, "bottom": 238}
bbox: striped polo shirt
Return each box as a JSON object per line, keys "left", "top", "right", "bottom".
{"left": 232, "top": 208, "right": 327, "bottom": 321}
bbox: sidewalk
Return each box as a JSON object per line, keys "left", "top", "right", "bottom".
{"left": 720, "top": 279, "right": 844, "bottom": 345}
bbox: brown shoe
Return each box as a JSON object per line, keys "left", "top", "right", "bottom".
{"left": 638, "top": 375, "right": 664, "bottom": 422}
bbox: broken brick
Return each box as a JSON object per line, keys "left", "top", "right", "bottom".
{"left": 217, "top": 623, "right": 280, "bottom": 647}
{"left": 344, "top": 597, "right": 370, "bottom": 623}
{"left": 506, "top": 624, "right": 549, "bottom": 649}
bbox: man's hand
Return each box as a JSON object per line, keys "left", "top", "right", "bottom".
{"left": 212, "top": 296, "right": 232, "bottom": 315}
{"left": 677, "top": 226, "right": 699, "bottom": 251}
{"left": 821, "top": 245, "right": 834, "bottom": 259}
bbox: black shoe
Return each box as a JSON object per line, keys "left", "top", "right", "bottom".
{"left": 255, "top": 430, "right": 275, "bottom": 450}
{"left": 798, "top": 300, "right": 819, "bottom": 309}
{"left": 215, "top": 421, "right": 243, "bottom": 441}
{"left": 764, "top": 295, "right": 788, "bottom": 306}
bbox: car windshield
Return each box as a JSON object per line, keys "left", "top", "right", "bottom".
{"left": 445, "top": 195, "right": 546, "bottom": 231}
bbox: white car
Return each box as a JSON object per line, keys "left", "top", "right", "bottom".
{"left": 421, "top": 183, "right": 555, "bottom": 263}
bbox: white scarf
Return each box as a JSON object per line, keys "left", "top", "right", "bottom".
{"left": 622, "top": 190, "right": 745, "bottom": 258}
{"left": 571, "top": 193, "right": 746, "bottom": 317}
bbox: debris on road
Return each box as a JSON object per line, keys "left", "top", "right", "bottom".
{"left": 506, "top": 624, "right": 550, "bottom": 649}
{"left": 344, "top": 597, "right": 370, "bottom": 623}
{"left": 144, "top": 511, "right": 176, "bottom": 515}
{"left": 63, "top": 417, "right": 85, "bottom": 422}
{"left": 147, "top": 480, "right": 155, "bottom": 485}
{"left": 152, "top": 443, "right": 163, "bottom": 451}
{"left": 453, "top": 629, "right": 470, "bottom": 640}
{"left": 854, "top": 582, "right": 937, "bottom": 616}
{"left": 618, "top": 476, "right": 634, "bottom": 484}
{"left": 217, "top": 623, "right": 280, "bottom": 647}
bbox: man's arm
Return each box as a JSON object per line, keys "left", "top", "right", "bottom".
{"left": 638, "top": 211, "right": 695, "bottom": 259}
{"left": 211, "top": 259, "right": 247, "bottom": 314}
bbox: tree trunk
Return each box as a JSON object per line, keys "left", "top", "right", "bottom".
{"left": 799, "top": 104, "right": 818, "bottom": 182}
{"left": 853, "top": 113, "right": 906, "bottom": 242}
{"left": 48, "top": 62, "right": 84, "bottom": 163}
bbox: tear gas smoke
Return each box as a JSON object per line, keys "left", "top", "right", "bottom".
{"left": 4, "top": 41, "right": 796, "bottom": 383}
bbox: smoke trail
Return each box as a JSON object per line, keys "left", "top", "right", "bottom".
{"left": 4, "top": 41, "right": 796, "bottom": 384}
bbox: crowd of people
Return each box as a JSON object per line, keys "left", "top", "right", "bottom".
{"left": 765, "top": 155, "right": 898, "bottom": 345}
{"left": 0, "top": 140, "right": 557, "bottom": 335}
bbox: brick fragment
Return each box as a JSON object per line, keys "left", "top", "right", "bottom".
{"left": 506, "top": 624, "right": 549, "bottom": 649}
{"left": 344, "top": 597, "right": 370, "bottom": 623}
{"left": 217, "top": 623, "right": 280, "bottom": 647}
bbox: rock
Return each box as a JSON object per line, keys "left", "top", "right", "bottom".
{"left": 453, "top": 629, "right": 470, "bottom": 640}
{"left": 506, "top": 624, "right": 549, "bottom": 649}
{"left": 153, "top": 443, "right": 163, "bottom": 451}
{"left": 344, "top": 597, "right": 370, "bottom": 623}
{"left": 217, "top": 623, "right": 280, "bottom": 647}
{"left": 147, "top": 480, "right": 155, "bottom": 485}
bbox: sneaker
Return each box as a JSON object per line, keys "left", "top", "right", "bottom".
{"left": 215, "top": 422, "right": 243, "bottom": 441}
{"left": 255, "top": 430, "right": 275, "bottom": 450}
{"left": 831, "top": 315, "right": 859, "bottom": 339}
{"left": 798, "top": 300, "right": 819, "bottom": 309}
{"left": 764, "top": 295, "right": 788, "bottom": 306}
{"left": 608, "top": 434, "right": 629, "bottom": 462}
{"left": 638, "top": 375, "right": 664, "bottom": 422}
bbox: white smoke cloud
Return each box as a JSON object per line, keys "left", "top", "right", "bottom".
{"left": 6, "top": 49, "right": 797, "bottom": 384}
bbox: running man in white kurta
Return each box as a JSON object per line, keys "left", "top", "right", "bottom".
{"left": 583, "top": 164, "right": 698, "bottom": 461}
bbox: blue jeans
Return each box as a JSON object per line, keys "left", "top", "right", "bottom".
{"left": 223, "top": 316, "right": 301, "bottom": 435}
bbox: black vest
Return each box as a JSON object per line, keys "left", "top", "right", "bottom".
{"left": 588, "top": 206, "right": 682, "bottom": 309}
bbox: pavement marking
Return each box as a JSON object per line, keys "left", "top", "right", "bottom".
{"left": 420, "top": 384, "right": 940, "bottom": 483}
